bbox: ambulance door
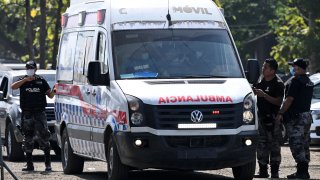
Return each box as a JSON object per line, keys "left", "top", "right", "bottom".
{"left": 70, "top": 30, "right": 95, "bottom": 156}
{"left": 90, "top": 29, "right": 111, "bottom": 160}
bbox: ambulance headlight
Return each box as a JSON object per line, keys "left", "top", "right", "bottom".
{"left": 129, "top": 100, "right": 140, "bottom": 111}
{"left": 243, "top": 111, "right": 254, "bottom": 123}
{"left": 126, "top": 95, "right": 145, "bottom": 126}
{"left": 243, "top": 93, "right": 255, "bottom": 124}
{"left": 131, "top": 112, "right": 144, "bottom": 125}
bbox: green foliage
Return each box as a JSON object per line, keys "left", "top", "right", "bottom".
{"left": 0, "top": 0, "right": 68, "bottom": 67}
{"left": 220, "top": 0, "right": 278, "bottom": 62}
{"left": 270, "top": 5, "right": 308, "bottom": 71}
{"left": 270, "top": 0, "right": 320, "bottom": 72}
{"left": 213, "top": 0, "right": 222, "bottom": 7}
{"left": 0, "top": 0, "right": 319, "bottom": 72}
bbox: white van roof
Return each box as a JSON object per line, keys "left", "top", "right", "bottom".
{"left": 66, "top": 0, "right": 225, "bottom": 30}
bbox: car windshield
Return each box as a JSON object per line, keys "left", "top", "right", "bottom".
{"left": 12, "top": 74, "right": 55, "bottom": 96}
{"left": 310, "top": 74, "right": 320, "bottom": 99}
{"left": 313, "top": 82, "right": 320, "bottom": 99}
{"left": 112, "top": 29, "right": 243, "bottom": 79}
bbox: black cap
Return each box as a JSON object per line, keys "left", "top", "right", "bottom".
{"left": 26, "top": 61, "right": 37, "bottom": 69}
{"left": 288, "top": 58, "right": 308, "bottom": 70}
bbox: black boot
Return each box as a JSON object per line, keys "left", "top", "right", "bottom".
{"left": 287, "top": 162, "right": 310, "bottom": 179}
{"left": 22, "top": 152, "right": 34, "bottom": 171}
{"left": 271, "top": 164, "right": 279, "bottom": 178}
{"left": 44, "top": 150, "right": 52, "bottom": 171}
{"left": 254, "top": 164, "right": 269, "bottom": 178}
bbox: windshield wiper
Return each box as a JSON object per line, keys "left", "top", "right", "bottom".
{"left": 120, "top": 71, "right": 159, "bottom": 79}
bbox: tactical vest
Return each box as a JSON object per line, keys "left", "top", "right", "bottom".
{"left": 20, "top": 75, "right": 47, "bottom": 112}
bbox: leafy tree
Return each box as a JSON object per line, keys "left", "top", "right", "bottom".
{"left": 270, "top": 0, "right": 320, "bottom": 73}
{"left": 219, "top": 0, "right": 278, "bottom": 63}
{"left": 0, "top": 0, "right": 68, "bottom": 68}
{"left": 0, "top": 1, "right": 27, "bottom": 59}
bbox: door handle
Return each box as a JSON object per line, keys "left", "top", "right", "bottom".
{"left": 92, "top": 90, "right": 96, "bottom": 96}
{"left": 85, "top": 89, "right": 91, "bottom": 95}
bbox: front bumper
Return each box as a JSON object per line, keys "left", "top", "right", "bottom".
{"left": 310, "top": 120, "right": 320, "bottom": 144}
{"left": 47, "top": 120, "right": 58, "bottom": 142}
{"left": 115, "top": 130, "right": 258, "bottom": 170}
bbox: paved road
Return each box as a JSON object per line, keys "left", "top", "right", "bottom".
{"left": 2, "top": 145, "right": 320, "bottom": 180}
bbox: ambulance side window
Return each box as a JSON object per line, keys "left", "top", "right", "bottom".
{"left": 57, "top": 32, "right": 78, "bottom": 83}
{"left": 96, "top": 32, "right": 108, "bottom": 73}
{"left": 73, "top": 31, "right": 94, "bottom": 84}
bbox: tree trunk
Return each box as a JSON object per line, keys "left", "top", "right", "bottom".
{"left": 52, "top": 0, "right": 63, "bottom": 70}
{"left": 308, "top": 12, "right": 318, "bottom": 73}
{"left": 39, "top": 0, "right": 47, "bottom": 69}
{"left": 25, "top": 0, "right": 34, "bottom": 61}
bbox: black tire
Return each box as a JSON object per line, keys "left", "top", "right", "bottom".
{"left": 232, "top": 160, "right": 256, "bottom": 180}
{"left": 5, "top": 123, "right": 24, "bottom": 161}
{"left": 107, "top": 136, "right": 129, "bottom": 180}
{"left": 61, "top": 128, "right": 84, "bottom": 174}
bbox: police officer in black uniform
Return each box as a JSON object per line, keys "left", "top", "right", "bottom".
{"left": 276, "top": 58, "right": 313, "bottom": 179}
{"left": 11, "top": 61, "right": 55, "bottom": 171}
{"left": 253, "top": 59, "right": 284, "bottom": 178}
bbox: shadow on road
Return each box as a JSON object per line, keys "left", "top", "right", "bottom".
{"left": 73, "top": 170, "right": 234, "bottom": 180}
{"left": 2, "top": 153, "right": 61, "bottom": 162}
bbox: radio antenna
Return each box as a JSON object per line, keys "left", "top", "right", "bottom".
{"left": 166, "top": 0, "right": 172, "bottom": 27}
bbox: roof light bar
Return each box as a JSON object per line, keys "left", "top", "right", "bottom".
{"left": 61, "top": 13, "right": 68, "bottom": 28}
{"left": 97, "top": 9, "right": 106, "bottom": 25}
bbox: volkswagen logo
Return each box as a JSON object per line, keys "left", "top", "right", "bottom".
{"left": 191, "top": 110, "right": 203, "bottom": 123}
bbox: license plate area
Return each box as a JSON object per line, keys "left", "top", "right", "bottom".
{"left": 190, "top": 137, "right": 205, "bottom": 148}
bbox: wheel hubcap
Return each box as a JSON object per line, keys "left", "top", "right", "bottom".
{"left": 7, "top": 132, "right": 12, "bottom": 155}
{"left": 64, "top": 140, "right": 69, "bottom": 166}
{"left": 109, "top": 146, "right": 114, "bottom": 172}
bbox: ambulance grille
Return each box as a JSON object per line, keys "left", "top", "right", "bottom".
{"left": 144, "top": 103, "right": 243, "bottom": 129}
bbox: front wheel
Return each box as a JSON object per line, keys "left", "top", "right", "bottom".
{"left": 107, "top": 136, "right": 129, "bottom": 180}
{"left": 5, "top": 123, "right": 24, "bottom": 161}
{"left": 232, "top": 160, "right": 256, "bottom": 180}
{"left": 61, "top": 128, "right": 84, "bottom": 174}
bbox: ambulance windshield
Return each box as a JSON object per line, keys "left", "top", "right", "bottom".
{"left": 112, "top": 29, "right": 243, "bottom": 79}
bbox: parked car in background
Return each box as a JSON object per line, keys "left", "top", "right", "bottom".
{"left": 309, "top": 73, "right": 320, "bottom": 144}
{"left": 310, "top": 102, "right": 320, "bottom": 144}
{"left": 0, "top": 70, "right": 59, "bottom": 161}
{"left": 0, "top": 58, "right": 25, "bottom": 70}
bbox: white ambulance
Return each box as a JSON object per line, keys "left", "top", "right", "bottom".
{"left": 55, "top": 0, "right": 260, "bottom": 179}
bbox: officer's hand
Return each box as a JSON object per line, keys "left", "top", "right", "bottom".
{"left": 254, "top": 89, "right": 266, "bottom": 97}
{"left": 25, "top": 76, "right": 35, "bottom": 82}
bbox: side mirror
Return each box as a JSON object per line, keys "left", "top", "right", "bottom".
{"left": 87, "top": 61, "right": 110, "bottom": 86}
{"left": 245, "top": 59, "right": 260, "bottom": 84}
{"left": 0, "top": 91, "right": 3, "bottom": 100}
